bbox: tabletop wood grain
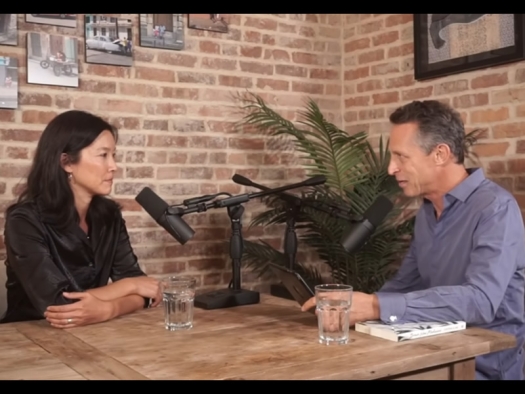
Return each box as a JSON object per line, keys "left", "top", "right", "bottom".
{"left": 0, "top": 294, "right": 516, "bottom": 380}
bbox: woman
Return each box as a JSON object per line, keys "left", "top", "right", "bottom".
{"left": 0, "top": 110, "right": 162, "bottom": 327}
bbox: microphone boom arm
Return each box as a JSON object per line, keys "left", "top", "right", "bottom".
{"left": 162, "top": 174, "right": 327, "bottom": 310}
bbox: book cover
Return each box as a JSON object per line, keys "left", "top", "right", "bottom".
{"left": 355, "top": 320, "right": 466, "bottom": 342}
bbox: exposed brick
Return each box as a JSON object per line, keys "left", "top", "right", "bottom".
{"left": 493, "top": 123, "right": 525, "bottom": 138}
{"left": 402, "top": 87, "right": 433, "bottom": 100}
{"left": 358, "top": 49, "right": 384, "bottom": 64}
{"left": 371, "top": 62, "right": 400, "bottom": 75}
{"left": 19, "top": 92, "right": 52, "bottom": 106}
{"left": 470, "top": 107, "right": 509, "bottom": 123}
{"left": 452, "top": 93, "right": 489, "bottom": 108}
{"left": 434, "top": 80, "right": 469, "bottom": 95}
{"left": 345, "top": 38, "right": 370, "bottom": 52}
{"left": 344, "top": 66, "right": 369, "bottom": 80}
{"left": 385, "top": 14, "right": 412, "bottom": 27}
{"left": 388, "top": 43, "right": 413, "bottom": 58}
{"left": 471, "top": 73, "right": 508, "bottom": 89}
{"left": 372, "top": 92, "right": 399, "bottom": 104}
{"left": 5, "top": 13, "right": 525, "bottom": 293}
{"left": 472, "top": 142, "right": 509, "bottom": 157}
{"left": 373, "top": 31, "right": 399, "bottom": 46}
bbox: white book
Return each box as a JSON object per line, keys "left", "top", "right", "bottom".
{"left": 355, "top": 320, "right": 466, "bottom": 342}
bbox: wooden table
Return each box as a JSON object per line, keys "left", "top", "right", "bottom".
{"left": 0, "top": 294, "right": 516, "bottom": 380}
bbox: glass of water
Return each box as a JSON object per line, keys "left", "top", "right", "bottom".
{"left": 315, "top": 283, "right": 353, "bottom": 345}
{"left": 162, "top": 276, "right": 196, "bottom": 331}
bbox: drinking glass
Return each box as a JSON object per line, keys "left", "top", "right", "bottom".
{"left": 315, "top": 284, "right": 353, "bottom": 345}
{"left": 162, "top": 276, "right": 196, "bottom": 331}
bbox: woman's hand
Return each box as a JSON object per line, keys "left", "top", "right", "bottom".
{"left": 44, "top": 292, "right": 114, "bottom": 328}
{"left": 126, "top": 276, "right": 163, "bottom": 307}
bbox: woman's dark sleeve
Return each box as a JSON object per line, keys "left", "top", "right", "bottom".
{"left": 4, "top": 207, "right": 75, "bottom": 316}
{"left": 110, "top": 212, "right": 150, "bottom": 308}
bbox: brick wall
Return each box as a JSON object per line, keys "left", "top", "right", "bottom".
{"left": 343, "top": 14, "right": 525, "bottom": 213}
{"left": 0, "top": 14, "right": 342, "bottom": 293}
{"left": 4, "top": 14, "right": 522, "bottom": 295}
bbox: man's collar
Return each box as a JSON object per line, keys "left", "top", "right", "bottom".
{"left": 422, "top": 167, "right": 485, "bottom": 209}
{"left": 445, "top": 167, "right": 485, "bottom": 203}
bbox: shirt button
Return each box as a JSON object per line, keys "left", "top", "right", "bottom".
{"left": 389, "top": 315, "right": 397, "bottom": 322}
{"left": 88, "top": 262, "right": 93, "bottom": 267}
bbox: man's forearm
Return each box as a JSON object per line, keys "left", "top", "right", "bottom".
{"left": 86, "top": 278, "right": 135, "bottom": 301}
{"left": 107, "top": 295, "right": 146, "bottom": 319}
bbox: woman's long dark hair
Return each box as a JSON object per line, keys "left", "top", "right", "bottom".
{"left": 7, "top": 110, "right": 120, "bottom": 229}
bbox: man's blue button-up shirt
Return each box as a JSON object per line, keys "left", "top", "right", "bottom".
{"left": 376, "top": 167, "right": 525, "bottom": 380}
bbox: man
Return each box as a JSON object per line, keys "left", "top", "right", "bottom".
{"left": 302, "top": 100, "right": 525, "bottom": 380}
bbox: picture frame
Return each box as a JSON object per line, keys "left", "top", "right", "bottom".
{"left": 25, "top": 14, "right": 77, "bottom": 28}
{"left": 84, "top": 15, "right": 133, "bottom": 67}
{"left": 0, "top": 14, "right": 17, "bottom": 46}
{"left": 0, "top": 56, "right": 18, "bottom": 109}
{"left": 188, "top": 14, "right": 228, "bottom": 33}
{"left": 139, "top": 14, "right": 184, "bottom": 51}
{"left": 26, "top": 32, "right": 79, "bottom": 88}
{"left": 414, "top": 14, "right": 525, "bottom": 81}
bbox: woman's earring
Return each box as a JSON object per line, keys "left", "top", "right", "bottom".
{"left": 68, "top": 173, "right": 72, "bottom": 181}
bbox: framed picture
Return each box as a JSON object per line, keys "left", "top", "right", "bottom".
{"left": 414, "top": 14, "right": 525, "bottom": 81}
{"left": 27, "top": 32, "right": 79, "bottom": 88}
{"left": 0, "top": 14, "right": 17, "bottom": 46}
{"left": 0, "top": 56, "right": 18, "bottom": 109}
{"left": 25, "top": 14, "right": 76, "bottom": 28}
{"left": 84, "top": 15, "right": 133, "bottom": 67}
{"left": 139, "top": 14, "right": 184, "bottom": 50}
{"left": 188, "top": 14, "right": 228, "bottom": 33}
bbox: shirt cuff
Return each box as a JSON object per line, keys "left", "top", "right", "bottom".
{"left": 375, "top": 292, "right": 407, "bottom": 324}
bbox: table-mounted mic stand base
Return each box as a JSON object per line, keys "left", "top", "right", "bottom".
{"left": 194, "top": 288, "right": 260, "bottom": 309}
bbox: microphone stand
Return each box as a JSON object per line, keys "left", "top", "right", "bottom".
{"left": 231, "top": 174, "right": 354, "bottom": 300}
{"left": 227, "top": 204, "right": 244, "bottom": 292}
{"left": 168, "top": 175, "right": 327, "bottom": 310}
{"left": 270, "top": 199, "right": 301, "bottom": 300}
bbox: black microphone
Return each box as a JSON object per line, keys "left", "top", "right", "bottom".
{"left": 340, "top": 195, "right": 393, "bottom": 253}
{"left": 135, "top": 187, "right": 196, "bottom": 245}
{"left": 232, "top": 173, "right": 352, "bottom": 220}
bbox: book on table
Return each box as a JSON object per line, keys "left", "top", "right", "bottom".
{"left": 355, "top": 320, "right": 466, "bottom": 342}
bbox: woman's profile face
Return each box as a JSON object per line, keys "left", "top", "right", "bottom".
{"left": 64, "top": 129, "right": 117, "bottom": 198}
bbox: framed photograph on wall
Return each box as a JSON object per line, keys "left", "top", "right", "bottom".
{"left": 188, "top": 14, "right": 228, "bottom": 33}
{"left": 25, "top": 14, "right": 76, "bottom": 28}
{"left": 0, "top": 56, "right": 18, "bottom": 109}
{"left": 27, "top": 32, "right": 79, "bottom": 88}
{"left": 0, "top": 14, "right": 17, "bottom": 46}
{"left": 139, "top": 14, "right": 184, "bottom": 50}
{"left": 84, "top": 15, "right": 133, "bottom": 67}
{"left": 414, "top": 14, "right": 525, "bottom": 81}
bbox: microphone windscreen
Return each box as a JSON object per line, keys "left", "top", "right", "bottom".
{"left": 362, "top": 195, "right": 393, "bottom": 227}
{"left": 135, "top": 187, "right": 167, "bottom": 222}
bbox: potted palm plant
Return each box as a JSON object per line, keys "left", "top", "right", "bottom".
{"left": 233, "top": 93, "right": 414, "bottom": 295}
{"left": 235, "top": 92, "right": 482, "bottom": 296}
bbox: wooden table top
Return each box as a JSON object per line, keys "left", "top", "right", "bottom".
{"left": 0, "top": 294, "right": 516, "bottom": 380}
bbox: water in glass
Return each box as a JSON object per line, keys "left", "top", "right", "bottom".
{"left": 163, "top": 289, "right": 195, "bottom": 331}
{"left": 162, "top": 276, "right": 196, "bottom": 331}
{"left": 316, "top": 297, "right": 351, "bottom": 344}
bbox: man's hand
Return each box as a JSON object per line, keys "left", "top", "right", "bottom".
{"left": 126, "top": 277, "right": 163, "bottom": 307}
{"left": 301, "top": 291, "right": 380, "bottom": 326}
{"left": 44, "top": 292, "right": 114, "bottom": 328}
